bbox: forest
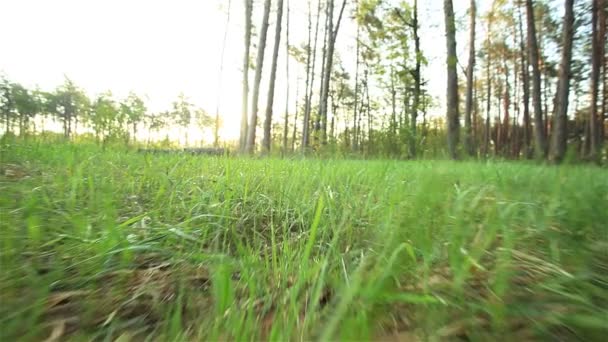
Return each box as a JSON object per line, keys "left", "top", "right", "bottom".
{"left": 1, "top": 0, "right": 607, "bottom": 341}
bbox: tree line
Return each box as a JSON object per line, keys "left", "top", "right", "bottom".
{"left": 0, "top": 77, "right": 215, "bottom": 146}
{"left": 239, "top": 0, "right": 606, "bottom": 162}
{"left": 2, "top": 0, "right": 606, "bottom": 162}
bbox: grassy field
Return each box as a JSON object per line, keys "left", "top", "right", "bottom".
{"left": 1, "top": 140, "right": 607, "bottom": 341}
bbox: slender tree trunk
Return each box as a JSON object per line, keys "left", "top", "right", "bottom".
{"left": 262, "top": 0, "right": 284, "bottom": 153}
{"left": 282, "top": 0, "right": 291, "bottom": 155}
{"left": 240, "top": 0, "right": 253, "bottom": 151}
{"left": 410, "top": 0, "right": 421, "bottom": 158}
{"left": 302, "top": 0, "right": 322, "bottom": 151}
{"left": 319, "top": 0, "right": 347, "bottom": 145}
{"left": 465, "top": 0, "right": 476, "bottom": 156}
{"left": 518, "top": 1, "right": 532, "bottom": 158}
{"left": 484, "top": 16, "right": 492, "bottom": 158}
{"left": 314, "top": 6, "right": 329, "bottom": 143}
{"left": 551, "top": 0, "right": 575, "bottom": 163}
{"left": 292, "top": 76, "right": 299, "bottom": 152}
{"left": 353, "top": 15, "right": 361, "bottom": 152}
{"left": 444, "top": 0, "right": 460, "bottom": 159}
{"left": 246, "top": 0, "right": 272, "bottom": 153}
{"left": 526, "top": 0, "right": 548, "bottom": 158}
{"left": 215, "top": 0, "right": 232, "bottom": 147}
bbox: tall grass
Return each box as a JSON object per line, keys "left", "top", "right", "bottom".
{"left": 1, "top": 140, "right": 607, "bottom": 340}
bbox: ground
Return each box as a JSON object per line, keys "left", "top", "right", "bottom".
{"left": 1, "top": 140, "right": 607, "bottom": 341}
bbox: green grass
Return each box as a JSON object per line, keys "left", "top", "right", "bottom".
{"left": 1, "top": 140, "right": 607, "bottom": 341}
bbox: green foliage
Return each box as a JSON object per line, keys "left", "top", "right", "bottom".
{"left": 1, "top": 141, "right": 606, "bottom": 340}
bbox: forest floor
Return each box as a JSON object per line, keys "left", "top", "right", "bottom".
{"left": 1, "top": 140, "right": 607, "bottom": 341}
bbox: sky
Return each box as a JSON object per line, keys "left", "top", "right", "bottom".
{"left": 0, "top": 0, "right": 481, "bottom": 142}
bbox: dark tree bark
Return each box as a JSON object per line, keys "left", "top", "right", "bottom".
{"left": 444, "top": 0, "right": 460, "bottom": 159}
{"left": 465, "top": 0, "right": 476, "bottom": 156}
{"left": 262, "top": 0, "right": 284, "bottom": 153}
{"left": 246, "top": 0, "right": 272, "bottom": 153}
{"left": 526, "top": 0, "right": 548, "bottom": 158}
{"left": 518, "top": 1, "right": 532, "bottom": 158}
{"left": 240, "top": 0, "right": 253, "bottom": 151}
{"left": 410, "top": 0, "right": 421, "bottom": 158}
{"left": 550, "top": 0, "right": 575, "bottom": 163}
{"left": 589, "top": 0, "right": 606, "bottom": 159}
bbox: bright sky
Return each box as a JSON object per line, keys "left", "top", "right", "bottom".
{"left": 0, "top": 0, "right": 479, "bottom": 142}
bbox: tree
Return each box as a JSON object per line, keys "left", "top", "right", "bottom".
{"left": 588, "top": 0, "right": 606, "bottom": 160}
{"left": 318, "top": 0, "right": 348, "bottom": 145}
{"left": 0, "top": 76, "right": 14, "bottom": 135}
{"left": 465, "top": 0, "right": 476, "bottom": 156}
{"left": 246, "top": 0, "right": 272, "bottom": 153}
{"left": 550, "top": 0, "right": 575, "bottom": 163}
{"left": 215, "top": 0, "right": 232, "bottom": 148}
{"left": 11, "top": 83, "right": 39, "bottom": 135}
{"left": 121, "top": 92, "right": 147, "bottom": 144}
{"left": 282, "top": 0, "right": 291, "bottom": 155}
{"left": 526, "top": 0, "right": 548, "bottom": 158}
{"left": 49, "top": 78, "right": 89, "bottom": 139}
{"left": 172, "top": 93, "right": 193, "bottom": 146}
{"left": 444, "top": 0, "right": 459, "bottom": 159}
{"left": 240, "top": 0, "right": 253, "bottom": 151}
{"left": 263, "top": 0, "right": 285, "bottom": 153}
{"left": 91, "top": 92, "right": 119, "bottom": 143}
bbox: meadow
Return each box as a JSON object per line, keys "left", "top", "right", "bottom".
{"left": 1, "top": 140, "right": 607, "bottom": 341}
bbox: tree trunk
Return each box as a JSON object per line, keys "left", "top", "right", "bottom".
{"left": 526, "top": 0, "right": 548, "bottom": 158}
{"left": 353, "top": 15, "right": 361, "bottom": 152}
{"left": 291, "top": 75, "right": 299, "bottom": 152}
{"left": 518, "top": 1, "right": 532, "bottom": 158}
{"left": 589, "top": 0, "right": 606, "bottom": 159}
{"left": 246, "top": 0, "right": 272, "bottom": 153}
{"left": 215, "top": 0, "right": 232, "bottom": 148}
{"left": 319, "top": 0, "right": 347, "bottom": 145}
{"left": 282, "top": 0, "right": 291, "bottom": 155}
{"left": 484, "top": 15, "right": 492, "bottom": 158}
{"left": 444, "top": 0, "right": 460, "bottom": 159}
{"left": 550, "top": 0, "right": 574, "bottom": 163}
{"left": 302, "top": 0, "right": 322, "bottom": 152}
{"left": 262, "top": 0, "right": 284, "bottom": 153}
{"left": 464, "top": 0, "right": 476, "bottom": 156}
{"left": 240, "top": 0, "right": 253, "bottom": 151}
{"left": 410, "top": 0, "right": 421, "bottom": 158}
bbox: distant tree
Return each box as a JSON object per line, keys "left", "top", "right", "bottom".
{"left": 121, "top": 92, "right": 147, "bottom": 144}
{"left": 48, "top": 78, "right": 89, "bottom": 139}
{"left": 10, "top": 83, "right": 39, "bottom": 135}
{"left": 172, "top": 93, "right": 193, "bottom": 146}
{"left": 0, "top": 76, "right": 15, "bottom": 135}
{"left": 195, "top": 108, "right": 214, "bottom": 146}
{"left": 444, "top": 0, "right": 459, "bottom": 159}
{"left": 91, "top": 92, "right": 119, "bottom": 143}
{"left": 246, "top": 0, "right": 272, "bottom": 153}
